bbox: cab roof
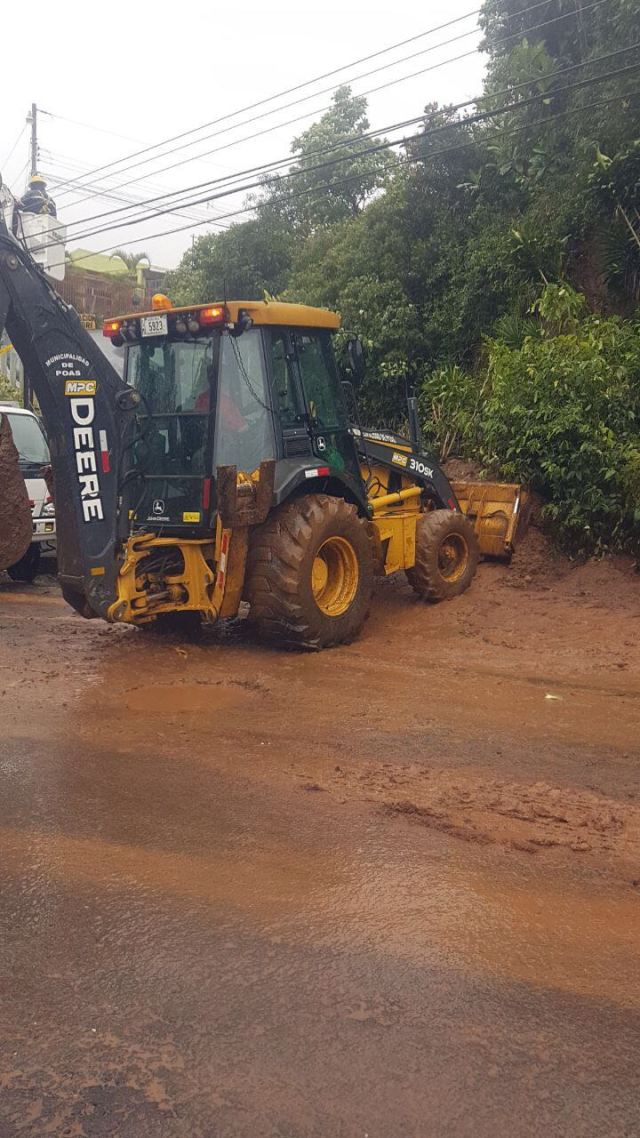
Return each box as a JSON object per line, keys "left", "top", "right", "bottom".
{"left": 109, "top": 299, "right": 341, "bottom": 330}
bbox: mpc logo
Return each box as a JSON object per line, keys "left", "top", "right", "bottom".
{"left": 64, "top": 379, "right": 97, "bottom": 396}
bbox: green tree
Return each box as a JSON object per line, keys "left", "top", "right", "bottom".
{"left": 166, "top": 211, "right": 294, "bottom": 305}
{"left": 265, "top": 85, "right": 392, "bottom": 232}
{"left": 110, "top": 250, "right": 151, "bottom": 274}
{"left": 164, "top": 0, "right": 640, "bottom": 521}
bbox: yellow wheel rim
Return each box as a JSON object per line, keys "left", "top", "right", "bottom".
{"left": 437, "top": 533, "right": 469, "bottom": 583}
{"left": 312, "top": 536, "right": 360, "bottom": 617}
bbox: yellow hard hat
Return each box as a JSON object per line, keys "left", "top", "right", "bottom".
{"left": 30, "top": 174, "right": 46, "bottom": 186}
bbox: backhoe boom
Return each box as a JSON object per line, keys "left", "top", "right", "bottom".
{"left": 0, "top": 218, "right": 135, "bottom": 618}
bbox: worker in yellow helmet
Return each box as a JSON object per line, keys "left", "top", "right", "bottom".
{"left": 18, "top": 174, "right": 57, "bottom": 219}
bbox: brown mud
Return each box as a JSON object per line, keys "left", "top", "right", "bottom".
{"left": 1, "top": 530, "right": 640, "bottom": 1135}
{"left": 3, "top": 526, "right": 640, "bottom": 880}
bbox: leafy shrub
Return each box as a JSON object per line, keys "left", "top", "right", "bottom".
{"left": 419, "top": 365, "right": 485, "bottom": 460}
{"left": 0, "top": 371, "right": 19, "bottom": 402}
{"left": 419, "top": 304, "right": 640, "bottom": 553}
{"left": 491, "top": 312, "right": 540, "bottom": 350}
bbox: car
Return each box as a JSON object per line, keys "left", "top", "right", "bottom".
{"left": 1, "top": 403, "right": 56, "bottom": 581}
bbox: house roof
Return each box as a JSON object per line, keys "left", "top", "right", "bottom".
{"left": 67, "top": 249, "right": 130, "bottom": 276}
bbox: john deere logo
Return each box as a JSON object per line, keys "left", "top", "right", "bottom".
{"left": 152, "top": 499, "right": 166, "bottom": 516}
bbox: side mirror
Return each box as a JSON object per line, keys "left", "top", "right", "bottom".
{"left": 346, "top": 337, "right": 365, "bottom": 387}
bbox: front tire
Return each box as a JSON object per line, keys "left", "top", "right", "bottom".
{"left": 406, "top": 509, "right": 479, "bottom": 602}
{"left": 245, "top": 494, "right": 374, "bottom": 650}
{"left": 8, "top": 543, "right": 40, "bottom": 583}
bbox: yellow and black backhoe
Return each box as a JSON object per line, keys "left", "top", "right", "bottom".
{"left": 0, "top": 216, "right": 527, "bottom": 648}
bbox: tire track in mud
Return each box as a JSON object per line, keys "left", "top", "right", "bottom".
{"left": 310, "top": 762, "right": 640, "bottom": 870}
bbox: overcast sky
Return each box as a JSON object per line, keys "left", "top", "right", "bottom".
{"left": 1, "top": 0, "right": 488, "bottom": 270}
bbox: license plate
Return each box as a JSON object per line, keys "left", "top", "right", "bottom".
{"left": 141, "top": 314, "right": 168, "bottom": 338}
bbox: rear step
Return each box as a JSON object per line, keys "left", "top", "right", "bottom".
{"left": 452, "top": 481, "right": 532, "bottom": 561}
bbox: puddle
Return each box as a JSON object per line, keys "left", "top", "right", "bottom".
{"left": 4, "top": 811, "right": 639, "bottom": 1011}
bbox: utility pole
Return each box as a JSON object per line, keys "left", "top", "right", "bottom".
{"left": 17, "top": 103, "right": 39, "bottom": 409}
{"left": 27, "top": 103, "right": 38, "bottom": 176}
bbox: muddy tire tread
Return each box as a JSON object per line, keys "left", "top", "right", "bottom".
{"left": 246, "top": 494, "right": 374, "bottom": 650}
{"left": 406, "top": 509, "right": 479, "bottom": 603}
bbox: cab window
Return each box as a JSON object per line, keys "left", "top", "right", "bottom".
{"left": 127, "top": 339, "right": 212, "bottom": 413}
{"left": 214, "top": 330, "right": 275, "bottom": 473}
{"left": 270, "top": 331, "right": 303, "bottom": 429}
{"left": 293, "top": 331, "right": 347, "bottom": 429}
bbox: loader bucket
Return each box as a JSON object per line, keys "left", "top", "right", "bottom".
{"left": 452, "top": 480, "right": 531, "bottom": 561}
{"left": 0, "top": 412, "right": 32, "bottom": 571}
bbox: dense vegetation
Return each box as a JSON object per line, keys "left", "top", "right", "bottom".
{"left": 167, "top": 0, "right": 640, "bottom": 552}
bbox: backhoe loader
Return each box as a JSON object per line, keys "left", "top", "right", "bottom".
{"left": 0, "top": 215, "right": 527, "bottom": 648}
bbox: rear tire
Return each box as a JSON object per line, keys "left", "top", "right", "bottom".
{"left": 245, "top": 494, "right": 374, "bottom": 650}
{"left": 8, "top": 544, "right": 40, "bottom": 583}
{"left": 406, "top": 509, "right": 478, "bottom": 602}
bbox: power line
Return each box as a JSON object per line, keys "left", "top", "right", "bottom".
{"left": 43, "top": 168, "right": 231, "bottom": 231}
{"left": 0, "top": 124, "right": 27, "bottom": 173}
{"left": 40, "top": 152, "right": 222, "bottom": 225}
{"left": 54, "top": 41, "right": 638, "bottom": 235}
{"left": 70, "top": 85, "right": 640, "bottom": 270}
{"left": 39, "top": 113, "right": 235, "bottom": 195}
{"left": 41, "top": 149, "right": 216, "bottom": 211}
{"left": 55, "top": 57, "right": 640, "bottom": 245}
{"left": 50, "top": 0, "right": 601, "bottom": 208}
{"left": 49, "top": 5, "right": 485, "bottom": 195}
{"left": 11, "top": 161, "right": 29, "bottom": 192}
{"left": 54, "top": 20, "right": 486, "bottom": 203}
{"left": 57, "top": 0, "right": 607, "bottom": 210}
{"left": 39, "top": 108, "right": 141, "bottom": 144}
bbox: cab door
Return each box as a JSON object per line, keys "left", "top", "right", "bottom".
{"left": 290, "top": 329, "right": 361, "bottom": 481}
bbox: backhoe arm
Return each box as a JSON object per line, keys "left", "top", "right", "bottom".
{"left": 0, "top": 219, "right": 137, "bottom": 618}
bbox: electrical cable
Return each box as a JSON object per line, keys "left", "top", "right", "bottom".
{"left": 54, "top": 62, "right": 640, "bottom": 249}
{"left": 0, "top": 125, "right": 27, "bottom": 173}
{"left": 54, "top": 0, "right": 611, "bottom": 214}
{"left": 51, "top": 0, "right": 586, "bottom": 199}
{"left": 11, "top": 161, "right": 30, "bottom": 193}
{"left": 44, "top": 172, "right": 231, "bottom": 232}
{"left": 54, "top": 21, "right": 488, "bottom": 201}
{"left": 49, "top": 6, "right": 487, "bottom": 193}
{"left": 41, "top": 164, "right": 229, "bottom": 229}
{"left": 39, "top": 108, "right": 141, "bottom": 144}
{"left": 40, "top": 150, "right": 222, "bottom": 221}
{"left": 67, "top": 84, "right": 640, "bottom": 268}
{"left": 51, "top": 42, "right": 640, "bottom": 236}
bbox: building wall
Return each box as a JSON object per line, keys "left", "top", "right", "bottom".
{"left": 143, "top": 270, "right": 168, "bottom": 308}
{"left": 57, "top": 266, "right": 167, "bottom": 320}
{"left": 57, "top": 267, "right": 137, "bottom": 321}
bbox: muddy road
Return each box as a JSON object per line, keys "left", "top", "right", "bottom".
{"left": 1, "top": 535, "right": 639, "bottom": 1137}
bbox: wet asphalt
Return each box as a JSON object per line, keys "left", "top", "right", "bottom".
{"left": 0, "top": 587, "right": 639, "bottom": 1136}
{"left": 1, "top": 728, "right": 639, "bottom": 1137}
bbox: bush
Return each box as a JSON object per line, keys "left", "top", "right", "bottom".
{"left": 0, "top": 371, "right": 19, "bottom": 402}
{"left": 419, "top": 307, "right": 640, "bottom": 553}
{"left": 419, "top": 365, "right": 485, "bottom": 461}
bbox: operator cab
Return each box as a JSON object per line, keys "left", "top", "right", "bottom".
{"left": 104, "top": 297, "right": 360, "bottom": 536}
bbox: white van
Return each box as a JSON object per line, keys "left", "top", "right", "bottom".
{"left": 2, "top": 404, "right": 56, "bottom": 580}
